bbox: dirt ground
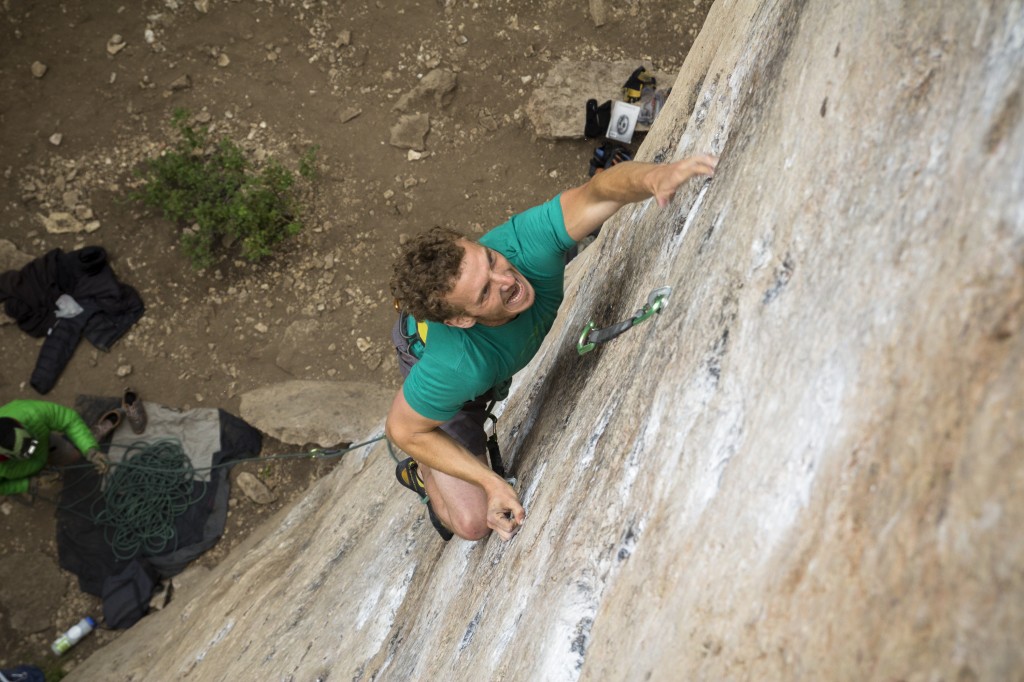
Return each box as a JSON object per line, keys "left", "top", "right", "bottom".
{"left": 0, "top": 0, "right": 710, "bottom": 674}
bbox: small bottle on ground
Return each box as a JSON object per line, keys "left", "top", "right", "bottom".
{"left": 51, "top": 616, "right": 96, "bottom": 655}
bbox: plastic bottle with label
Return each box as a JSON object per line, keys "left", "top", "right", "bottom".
{"left": 51, "top": 616, "right": 96, "bottom": 655}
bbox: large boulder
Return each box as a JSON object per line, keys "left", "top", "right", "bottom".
{"left": 239, "top": 380, "right": 394, "bottom": 446}
{"left": 525, "top": 60, "right": 676, "bottom": 139}
{"left": 69, "top": 2, "right": 1024, "bottom": 680}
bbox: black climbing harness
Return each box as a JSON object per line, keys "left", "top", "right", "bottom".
{"left": 484, "top": 401, "right": 507, "bottom": 480}
{"left": 577, "top": 286, "right": 672, "bottom": 355}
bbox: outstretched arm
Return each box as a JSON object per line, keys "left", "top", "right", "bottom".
{"left": 36, "top": 400, "right": 99, "bottom": 455}
{"left": 559, "top": 154, "right": 718, "bottom": 241}
{"left": 385, "top": 388, "right": 525, "bottom": 540}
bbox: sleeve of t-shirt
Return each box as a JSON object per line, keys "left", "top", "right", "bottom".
{"left": 481, "top": 195, "right": 576, "bottom": 281}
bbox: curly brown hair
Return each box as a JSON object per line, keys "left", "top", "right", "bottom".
{"left": 390, "top": 226, "right": 470, "bottom": 322}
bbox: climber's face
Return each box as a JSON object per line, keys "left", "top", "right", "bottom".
{"left": 442, "top": 240, "right": 535, "bottom": 328}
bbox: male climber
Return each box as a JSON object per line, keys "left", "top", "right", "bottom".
{"left": 386, "top": 153, "right": 718, "bottom": 542}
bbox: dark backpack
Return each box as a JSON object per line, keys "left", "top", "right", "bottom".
{"left": 0, "top": 665, "right": 46, "bottom": 682}
{"left": 101, "top": 559, "right": 159, "bottom": 629}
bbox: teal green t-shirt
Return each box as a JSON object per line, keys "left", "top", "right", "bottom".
{"left": 403, "top": 195, "right": 576, "bottom": 422}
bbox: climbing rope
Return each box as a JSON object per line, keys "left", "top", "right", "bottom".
{"left": 577, "top": 286, "right": 672, "bottom": 355}
{"left": 54, "top": 434, "right": 387, "bottom": 560}
{"left": 94, "top": 439, "right": 204, "bottom": 560}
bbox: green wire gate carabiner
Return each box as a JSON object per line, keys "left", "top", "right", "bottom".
{"left": 577, "top": 286, "right": 672, "bottom": 355}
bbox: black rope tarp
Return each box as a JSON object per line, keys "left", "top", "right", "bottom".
{"left": 57, "top": 396, "right": 261, "bottom": 596}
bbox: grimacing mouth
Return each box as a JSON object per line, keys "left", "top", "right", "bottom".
{"left": 505, "top": 277, "right": 524, "bottom": 306}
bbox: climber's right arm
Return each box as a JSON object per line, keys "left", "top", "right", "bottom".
{"left": 560, "top": 155, "right": 718, "bottom": 241}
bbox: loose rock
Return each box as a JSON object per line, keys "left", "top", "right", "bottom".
{"left": 389, "top": 113, "right": 430, "bottom": 151}
{"left": 392, "top": 68, "right": 458, "bottom": 113}
{"left": 0, "top": 240, "right": 33, "bottom": 280}
{"left": 168, "top": 74, "right": 193, "bottom": 91}
{"left": 236, "top": 472, "right": 278, "bottom": 505}
{"left": 275, "top": 319, "right": 331, "bottom": 375}
{"left": 107, "top": 34, "right": 126, "bottom": 55}
{"left": 39, "top": 211, "right": 83, "bottom": 234}
{"left": 31, "top": 61, "right": 48, "bottom": 78}
{"left": 338, "top": 107, "right": 362, "bottom": 123}
{"left": 478, "top": 109, "right": 499, "bottom": 131}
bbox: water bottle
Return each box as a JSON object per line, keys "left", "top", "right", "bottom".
{"left": 51, "top": 616, "right": 96, "bottom": 655}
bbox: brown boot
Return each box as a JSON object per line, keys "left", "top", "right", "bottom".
{"left": 122, "top": 388, "right": 147, "bottom": 434}
{"left": 91, "top": 409, "right": 123, "bottom": 441}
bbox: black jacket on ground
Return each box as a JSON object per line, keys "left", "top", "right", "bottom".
{"left": 0, "top": 246, "right": 145, "bottom": 394}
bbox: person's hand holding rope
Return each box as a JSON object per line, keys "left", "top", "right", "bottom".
{"left": 85, "top": 448, "right": 109, "bottom": 475}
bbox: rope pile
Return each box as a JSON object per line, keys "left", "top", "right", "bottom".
{"left": 53, "top": 434, "right": 386, "bottom": 559}
{"left": 93, "top": 439, "right": 206, "bottom": 561}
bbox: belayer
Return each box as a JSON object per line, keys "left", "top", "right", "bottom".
{"left": 387, "top": 153, "right": 718, "bottom": 542}
{"left": 0, "top": 399, "right": 109, "bottom": 496}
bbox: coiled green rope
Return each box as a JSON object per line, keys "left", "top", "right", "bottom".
{"left": 75, "top": 434, "right": 388, "bottom": 561}
{"left": 94, "top": 439, "right": 206, "bottom": 561}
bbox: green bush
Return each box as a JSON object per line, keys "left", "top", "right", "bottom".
{"left": 133, "top": 109, "right": 318, "bottom": 269}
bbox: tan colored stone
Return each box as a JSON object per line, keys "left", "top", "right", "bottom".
{"left": 525, "top": 60, "right": 676, "bottom": 139}
{"left": 235, "top": 472, "right": 277, "bottom": 505}
{"left": 38, "top": 211, "right": 83, "bottom": 234}
{"left": 239, "top": 379, "right": 393, "bottom": 446}
{"left": 67, "top": 3, "right": 1024, "bottom": 681}
{"left": 106, "top": 34, "right": 126, "bottom": 55}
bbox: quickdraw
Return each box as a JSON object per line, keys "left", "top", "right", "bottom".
{"left": 577, "top": 286, "right": 672, "bottom": 355}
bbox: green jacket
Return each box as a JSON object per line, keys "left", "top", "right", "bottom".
{"left": 0, "top": 400, "right": 98, "bottom": 495}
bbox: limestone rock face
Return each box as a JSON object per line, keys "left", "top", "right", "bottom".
{"left": 70, "top": 2, "right": 1023, "bottom": 680}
